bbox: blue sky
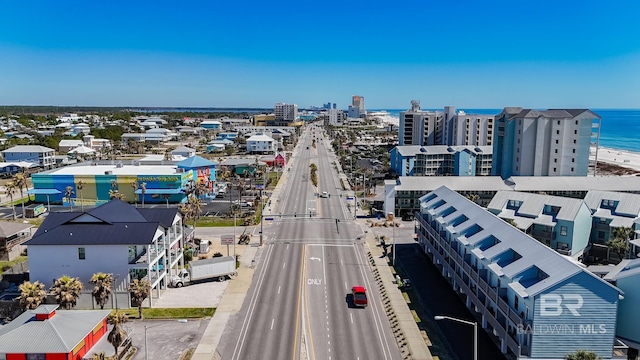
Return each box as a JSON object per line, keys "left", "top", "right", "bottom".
{"left": 1, "top": 1, "right": 639, "bottom": 109}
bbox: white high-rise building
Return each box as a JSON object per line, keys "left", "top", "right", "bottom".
{"left": 444, "top": 106, "right": 495, "bottom": 146}
{"left": 274, "top": 102, "right": 298, "bottom": 125}
{"left": 398, "top": 100, "right": 443, "bottom": 146}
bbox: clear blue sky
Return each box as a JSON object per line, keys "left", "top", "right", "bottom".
{"left": 1, "top": 1, "right": 639, "bottom": 109}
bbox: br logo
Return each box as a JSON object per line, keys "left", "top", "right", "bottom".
{"left": 540, "top": 294, "right": 583, "bottom": 316}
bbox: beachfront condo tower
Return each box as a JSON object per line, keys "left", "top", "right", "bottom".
{"left": 491, "top": 108, "right": 601, "bottom": 178}
{"left": 398, "top": 100, "right": 444, "bottom": 146}
{"left": 274, "top": 102, "right": 298, "bottom": 125}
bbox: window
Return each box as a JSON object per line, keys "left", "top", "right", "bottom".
{"left": 555, "top": 149, "right": 558, "bottom": 154}
{"left": 78, "top": 247, "right": 86, "bottom": 260}
{"left": 574, "top": 130, "right": 577, "bottom": 135}
{"left": 572, "top": 149, "right": 576, "bottom": 153}
{"left": 571, "top": 167, "right": 574, "bottom": 171}
{"left": 557, "top": 120, "right": 560, "bottom": 125}
{"left": 555, "top": 140, "right": 559, "bottom": 144}
{"left": 553, "top": 167, "right": 557, "bottom": 172}
{"left": 556, "top": 130, "right": 560, "bottom": 135}
{"left": 575, "top": 120, "right": 578, "bottom": 125}
{"left": 560, "top": 226, "right": 567, "bottom": 236}
{"left": 514, "top": 296, "right": 519, "bottom": 310}
{"left": 554, "top": 158, "right": 557, "bottom": 163}
{"left": 572, "top": 158, "right": 575, "bottom": 163}
{"left": 573, "top": 139, "right": 577, "bottom": 144}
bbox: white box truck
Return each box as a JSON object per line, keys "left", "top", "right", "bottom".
{"left": 170, "top": 256, "right": 237, "bottom": 287}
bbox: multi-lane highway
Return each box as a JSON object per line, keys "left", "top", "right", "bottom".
{"left": 219, "top": 125, "right": 402, "bottom": 359}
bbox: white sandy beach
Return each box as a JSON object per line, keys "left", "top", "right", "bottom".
{"left": 591, "top": 146, "right": 640, "bottom": 172}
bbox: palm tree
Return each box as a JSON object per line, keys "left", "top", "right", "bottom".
{"left": 76, "top": 180, "right": 85, "bottom": 211}
{"left": 180, "top": 195, "right": 203, "bottom": 229}
{"left": 130, "top": 182, "right": 138, "bottom": 207}
{"left": 64, "top": 186, "right": 75, "bottom": 211}
{"left": 128, "top": 278, "right": 151, "bottom": 319}
{"left": 5, "top": 181, "right": 17, "bottom": 220}
{"left": 140, "top": 182, "right": 147, "bottom": 208}
{"left": 164, "top": 146, "right": 175, "bottom": 161}
{"left": 12, "top": 172, "right": 27, "bottom": 216}
{"left": 50, "top": 275, "right": 83, "bottom": 310}
{"left": 163, "top": 193, "right": 171, "bottom": 208}
{"left": 607, "top": 227, "right": 634, "bottom": 260}
{"left": 91, "top": 351, "right": 108, "bottom": 360}
{"left": 565, "top": 350, "right": 602, "bottom": 360}
{"left": 17, "top": 281, "right": 47, "bottom": 310}
{"left": 107, "top": 311, "right": 128, "bottom": 357}
{"left": 109, "top": 190, "right": 125, "bottom": 200}
{"left": 90, "top": 273, "right": 113, "bottom": 310}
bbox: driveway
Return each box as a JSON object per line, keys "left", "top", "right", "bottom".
{"left": 129, "top": 319, "right": 208, "bottom": 360}
{"left": 154, "top": 280, "right": 229, "bottom": 308}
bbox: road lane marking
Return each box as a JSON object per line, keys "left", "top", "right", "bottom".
{"left": 271, "top": 318, "right": 275, "bottom": 330}
{"left": 345, "top": 281, "right": 347, "bottom": 290}
{"left": 350, "top": 313, "right": 353, "bottom": 324}
{"left": 278, "top": 286, "right": 281, "bottom": 295}
{"left": 283, "top": 262, "right": 286, "bottom": 269}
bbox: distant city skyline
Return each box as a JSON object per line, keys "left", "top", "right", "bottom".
{"left": 1, "top": 1, "right": 639, "bottom": 109}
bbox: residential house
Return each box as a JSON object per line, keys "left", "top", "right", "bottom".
{"left": 172, "top": 146, "right": 196, "bottom": 158}
{"left": 200, "top": 120, "right": 222, "bottom": 130}
{"left": 0, "top": 305, "right": 112, "bottom": 360}
{"left": 246, "top": 133, "right": 276, "bottom": 154}
{"left": 487, "top": 191, "right": 592, "bottom": 258}
{"left": 59, "top": 139, "right": 84, "bottom": 153}
{"left": 417, "top": 186, "right": 621, "bottom": 359}
{"left": 25, "top": 200, "right": 186, "bottom": 302}
{"left": 0, "top": 221, "right": 33, "bottom": 261}
{"left": 391, "top": 145, "right": 493, "bottom": 177}
{"left": 1, "top": 145, "right": 55, "bottom": 168}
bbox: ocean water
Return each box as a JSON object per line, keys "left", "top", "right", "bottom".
{"left": 374, "top": 108, "right": 640, "bottom": 153}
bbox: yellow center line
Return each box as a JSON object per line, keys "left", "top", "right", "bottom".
{"left": 304, "top": 245, "right": 317, "bottom": 360}
{"left": 292, "top": 244, "right": 306, "bottom": 360}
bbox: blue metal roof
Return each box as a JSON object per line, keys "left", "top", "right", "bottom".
{"left": 27, "top": 188, "right": 62, "bottom": 195}
{"left": 176, "top": 155, "right": 216, "bottom": 169}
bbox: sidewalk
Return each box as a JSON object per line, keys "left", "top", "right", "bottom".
{"left": 355, "top": 211, "right": 434, "bottom": 360}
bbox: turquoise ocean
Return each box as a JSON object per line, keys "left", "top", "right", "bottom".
{"left": 377, "top": 109, "right": 640, "bottom": 153}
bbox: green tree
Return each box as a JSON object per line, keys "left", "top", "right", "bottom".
{"left": 50, "top": 275, "right": 83, "bottom": 310}
{"left": 17, "top": 281, "right": 47, "bottom": 310}
{"left": 565, "top": 350, "right": 602, "bottom": 360}
{"left": 107, "top": 311, "right": 128, "bottom": 357}
{"left": 4, "top": 181, "right": 17, "bottom": 220}
{"left": 76, "top": 180, "right": 85, "bottom": 211}
{"left": 607, "top": 227, "right": 634, "bottom": 260}
{"left": 64, "top": 186, "right": 75, "bottom": 211}
{"left": 90, "top": 273, "right": 113, "bottom": 310}
{"left": 128, "top": 278, "right": 150, "bottom": 319}
{"left": 12, "top": 172, "right": 28, "bottom": 216}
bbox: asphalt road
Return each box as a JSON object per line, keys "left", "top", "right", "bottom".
{"left": 218, "top": 125, "right": 402, "bottom": 360}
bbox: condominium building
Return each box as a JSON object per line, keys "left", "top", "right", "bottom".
{"left": 416, "top": 186, "right": 621, "bottom": 359}
{"left": 492, "top": 108, "right": 600, "bottom": 178}
{"left": 390, "top": 145, "right": 492, "bottom": 177}
{"left": 487, "top": 191, "right": 593, "bottom": 258}
{"left": 274, "top": 102, "right": 298, "bottom": 125}
{"left": 444, "top": 107, "right": 496, "bottom": 146}
{"left": 398, "top": 100, "right": 444, "bottom": 146}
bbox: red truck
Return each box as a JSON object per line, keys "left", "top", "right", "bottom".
{"left": 352, "top": 286, "right": 368, "bottom": 307}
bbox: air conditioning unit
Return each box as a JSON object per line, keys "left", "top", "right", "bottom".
{"left": 105, "top": 171, "right": 113, "bottom": 175}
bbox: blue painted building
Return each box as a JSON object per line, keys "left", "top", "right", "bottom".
{"left": 216, "top": 132, "right": 238, "bottom": 141}
{"left": 390, "top": 145, "right": 492, "bottom": 177}
{"left": 200, "top": 120, "right": 222, "bottom": 130}
{"left": 416, "top": 186, "right": 621, "bottom": 359}
{"left": 599, "top": 259, "right": 640, "bottom": 354}
{"left": 176, "top": 156, "right": 216, "bottom": 193}
{"left": 487, "top": 191, "right": 593, "bottom": 258}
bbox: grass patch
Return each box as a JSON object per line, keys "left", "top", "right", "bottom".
{"left": 402, "top": 292, "right": 411, "bottom": 303}
{"left": 180, "top": 348, "right": 195, "bottom": 360}
{"left": 411, "top": 309, "right": 421, "bottom": 322}
{"left": 112, "top": 307, "right": 215, "bottom": 319}
{"left": 0, "top": 256, "right": 27, "bottom": 273}
{"left": 191, "top": 217, "right": 241, "bottom": 227}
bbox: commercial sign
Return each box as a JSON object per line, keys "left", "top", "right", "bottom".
{"left": 221, "top": 235, "right": 234, "bottom": 245}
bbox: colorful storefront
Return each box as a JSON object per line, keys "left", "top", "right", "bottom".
{"left": 31, "top": 164, "right": 194, "bottom": 205}
{"left": 177, "top": 155, "right": 216, "bottom": 191}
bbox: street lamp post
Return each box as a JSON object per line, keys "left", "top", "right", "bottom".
{"left": 144, "top": 319, "right": 187, "bottom": 360}
{"left": 434, "top": 315, "right": 477, "bottom": 360}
